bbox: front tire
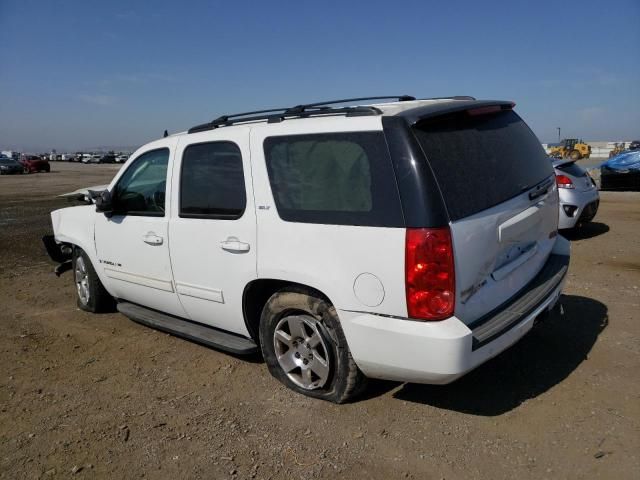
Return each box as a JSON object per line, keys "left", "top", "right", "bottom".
{"left": 259, "top": 288, "right": 366, "bottom": 403}
{"left": 72, "top": 249, "right": 116, "bottom": 313}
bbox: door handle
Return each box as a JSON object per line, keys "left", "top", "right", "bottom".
{"left": 220, "top": 237, "right": 250, "bottom": 253}
{"left": 143, "top": 232, "right": 163, "bottom": 245}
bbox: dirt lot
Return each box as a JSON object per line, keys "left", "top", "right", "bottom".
{"left": 1, "top": 163, "right": 639, "bottom": 479}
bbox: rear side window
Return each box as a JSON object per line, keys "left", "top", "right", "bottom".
{"left": 413, "top": 110, "right": 552, "bottom": 221}
{"left": 180, "top": 141, "right": 246, "bottom": 219}
{"left": 264, "top": 132, "right": 403, "bottom": 227}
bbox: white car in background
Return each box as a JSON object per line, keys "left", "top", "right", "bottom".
{"left": 82, "top": 154, "right": 102, "bottom": 164}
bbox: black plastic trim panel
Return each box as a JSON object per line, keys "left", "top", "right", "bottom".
{"left": 469, "top": 253, "right": 569, "bottom": 350}
{"left": 382, "top": 116, "right": 450, "bottom": 228}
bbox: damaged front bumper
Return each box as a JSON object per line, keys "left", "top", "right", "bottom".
{"left": 42, "top": 234, "right": 73, "bottom": 276}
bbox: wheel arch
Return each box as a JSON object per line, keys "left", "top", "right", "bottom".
{"left": 242, "top": 278, "right": 333, "bottom": 342}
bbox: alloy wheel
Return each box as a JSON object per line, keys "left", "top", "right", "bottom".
{"left": 273, "top": 314, "right": 331, "bottom": 390}
{"left": 75, "top": 256, "right": 90, "bottom": 305}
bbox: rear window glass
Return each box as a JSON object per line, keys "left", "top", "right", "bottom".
{"left": 555, "top": 162, "right": 586, "bottom": 177}
{"left": 263, "top": 132, "right": 403, "bottom": 226}
{"left": 413, "top": 110, "right": 552, "bottom": 221}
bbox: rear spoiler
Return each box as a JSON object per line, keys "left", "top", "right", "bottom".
{"left": 394, "top": 100, "right": 516, "bottom": 125}
{"left": 551, "top": 158, "right": 576, "bottom": 169}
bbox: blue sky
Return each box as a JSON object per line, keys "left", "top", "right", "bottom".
{"left": 0, "top": 0, "right": 638, "bottom": 151}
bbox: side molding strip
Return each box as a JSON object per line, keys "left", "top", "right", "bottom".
{"left": 176, "top": 282, "right": 225, "bottom": 304}
{"left": 104, "top": 268, "right": 174, "bottom": 292}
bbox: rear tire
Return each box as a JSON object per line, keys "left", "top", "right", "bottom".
{"left": 72, "top": 249, "right": 116, "bottom": 313}
{"left": 569, "top": 150, "right": 581, "bottom": 160}
{"left": 259, "top": 287, "right": 367, "bottom": 403}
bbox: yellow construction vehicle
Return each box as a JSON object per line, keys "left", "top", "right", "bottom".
{"left": 609, "top": 142, "right": 626, "bottom": 158}
{"left": 548, "top": 138, "right": 591, "bottom": 160}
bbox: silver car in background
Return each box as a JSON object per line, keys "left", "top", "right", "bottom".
{"left": 552, "top": 158, "right": 599, "bottom": 229}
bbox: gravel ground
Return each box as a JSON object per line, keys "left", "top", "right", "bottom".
{"left": 1, "top": 163, "right": 639, "bottom": 479}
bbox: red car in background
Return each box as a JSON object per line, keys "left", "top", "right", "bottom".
{"left": 20, "top": 155, "right": 50, "bottom": 173}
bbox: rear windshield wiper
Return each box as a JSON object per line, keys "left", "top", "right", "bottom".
{"left": 525, "top": 176, "right": 554, "bottom": 201}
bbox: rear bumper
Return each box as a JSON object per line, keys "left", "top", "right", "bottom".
{"left": 340, "top": 244, "right": 569, "bottom": 384}
{"left": 558, "top": 187, "right": 599, "bottom": 229}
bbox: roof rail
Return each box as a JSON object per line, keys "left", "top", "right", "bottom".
{"left": 187, "top": 95, "right": 415, "bottom": 134}
{"left": 424, "top": 95, "right": 476, "bottom": 101}
{"left": 186, "top": 95, "right": 476, "bottom": 133}
{"left": 284, "top": 95, "right": 416, "bottom": 114}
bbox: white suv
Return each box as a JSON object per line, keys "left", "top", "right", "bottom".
{"left": 44, "top": 96, "right": 570, "bottom": 403}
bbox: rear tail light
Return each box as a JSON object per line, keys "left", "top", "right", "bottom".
{"left": 405, "top": 228, "right": 455, "bottom": 321}
{"left": 556, "top": 174, "right": 574, "bottom": 189}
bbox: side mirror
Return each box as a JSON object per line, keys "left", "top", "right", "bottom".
{"left": 93, "top": 190, "right": 113, "bottom": 215}
{"left": 73, "top": 192, "right": 93, "bottom": 205}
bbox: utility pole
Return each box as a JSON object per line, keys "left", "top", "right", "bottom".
{"left": 557, "top": 127, "right": 561, "bottom": 143}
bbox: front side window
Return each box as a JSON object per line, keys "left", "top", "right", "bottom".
{"left": 263, "top": 131, "right": 403, "bottom": 226}
{"left": 180, "top": 142, "right": 246, "bottom": 219}
{"left": 112, "top": 148, "right": 169, "bottom": 216}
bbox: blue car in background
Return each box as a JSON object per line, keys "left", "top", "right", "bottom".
{"left": 601, "top": 150, "right": 640, "bottom": 191}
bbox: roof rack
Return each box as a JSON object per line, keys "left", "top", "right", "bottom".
{"left": 187, "top": 95, "right": 475, "bottom": 133}
{"left": 426, "top": 95, "right": 476, "bottom": 101}
{"left": 283, "top": 95, "right": 416, "bottom": 114}
{"left": 188, "top": 95, "right": 415, "bottom": 133}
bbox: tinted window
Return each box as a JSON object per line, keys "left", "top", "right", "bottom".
{"left": 180, "top": 142, "right": 246, "bottom": 219}
{"left": 264, "top": 132, "right": 403, "bottom": 227}
{"left": 113, "top": 148, "right": 169, "bottom": 216}
{"left": 413, "top": 110, "right": 552, "bottom": 221}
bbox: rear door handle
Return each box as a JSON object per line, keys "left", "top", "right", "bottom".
{"left": 143, "top": 232, "right": 163, "bottom": 245}
{"left": 220, "top": 237, "right": 250, "bottom": 253}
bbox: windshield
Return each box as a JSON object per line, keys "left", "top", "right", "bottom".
{"left": 0, "top": 158, "right": 17, "bottom": 165}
